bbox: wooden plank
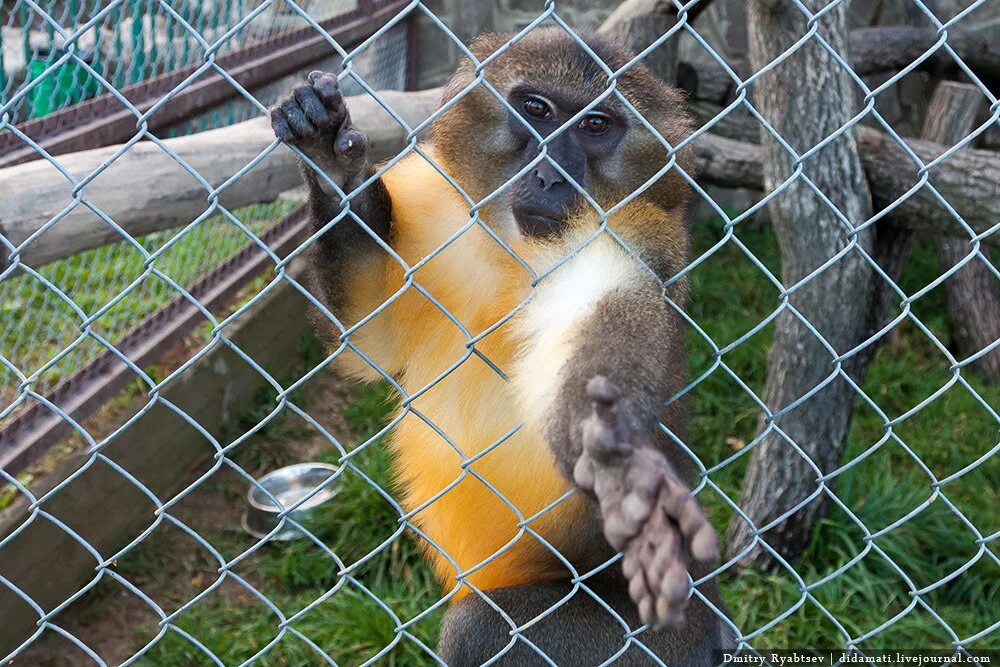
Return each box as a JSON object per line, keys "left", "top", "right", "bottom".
{"left": 0, "top": 260, "right": 312, "bottom": 656}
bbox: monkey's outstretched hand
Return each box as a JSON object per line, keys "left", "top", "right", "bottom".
{"left": 269, "top": 71, "right": 369, "bottom": 183}
{"left": 574, "top": 375, "right": 719, "bottom": 629}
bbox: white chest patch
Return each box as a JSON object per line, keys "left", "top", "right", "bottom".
{"left": 511, "top": 236, "right": 643, "bottom": 431}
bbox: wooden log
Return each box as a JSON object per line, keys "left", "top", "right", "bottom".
{"left": 679, "top": 25, "right": 1000, "bottom": 106}
{"left": 0, "top": 260, "right": 312, "bottom": 656}
{"left": 6, "top": 83, "right": 1000, "bottom": 268}
{"left": 849, "top": 25, "right": 1000, "bottom": 84}
{"left": 691, "top": 122, "right": 1000, "bottom": 239}
{"left": 597, "top": 0, "right": 715, "bottom": 85}
{"left": 921, "top": 83, "right": 1000, "bottom": 380}
{"left": 0, "top": 88, "right": 441, "bottom": 270}
{"left": 725, "top": 0, "right": 875, "bottom": 569}
{"left": 599, "top": 0, "right": 682, "bottom": 84}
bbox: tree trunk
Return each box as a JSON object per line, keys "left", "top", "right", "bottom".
{"left": 725, "top": 0, "right": 875, "bottom": 569}
{"left": 921, "top": 83, "right": 1000, "bottom": 380}
{"left": 597, "top": 0, "right": 716, "bottom": 84}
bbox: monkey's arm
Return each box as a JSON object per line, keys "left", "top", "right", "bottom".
{"left": 270, "top": 73, "right": 401, "bottom": 376}
{"left": 270, "top": 70, "right": 391, "bottom": 240}
{"left": 548, "top": 285, "right": 719, "bottom": 628}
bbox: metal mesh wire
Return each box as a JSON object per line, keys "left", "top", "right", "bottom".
{"left": 0, "top": 0, "right": 358, "bottom": 123}
{"left": 0, "top": 0, "right": 409, "bottom": 406}
{"left": 1, "top": 0, "right": 998, "bottom": 665}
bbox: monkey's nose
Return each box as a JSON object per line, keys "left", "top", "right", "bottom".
{"left": 533, "top": 161, "right": 565, "bottom": 192}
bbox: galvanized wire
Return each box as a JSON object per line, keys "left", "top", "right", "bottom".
{"left": 1, "top": 0, "right": 998, "bottom": 665}
{"left": 0, "top": 0, "right": 409, "bottom": 406}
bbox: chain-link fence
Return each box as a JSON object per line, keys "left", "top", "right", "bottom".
{"left": 0, "top": 0, "right": 410, "bottom": 432}
{"left": 1, "top": 0, "right": 998, "bottom": 664}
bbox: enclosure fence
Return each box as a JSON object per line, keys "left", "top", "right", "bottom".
{"left": 1, "top": 0, "right": 998, "bottom": 665}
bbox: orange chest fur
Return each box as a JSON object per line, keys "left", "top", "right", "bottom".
{"left": 369, "top": 152, "right": 586, "bottom": 595}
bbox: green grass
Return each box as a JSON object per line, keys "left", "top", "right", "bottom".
{"left": 0, "top": 200, "right": 298, "bottom": 403}
{"left": 69, "top": 212, "right": 999, "bottom": 662}
{"left": 0, "top": 200, "right": 301, "bottom": 513}
{"left": 128, "top": 343, "right": 443, "bottom": 666}
{"left": 684, "top": 217, "right": 999, "bottom": 649}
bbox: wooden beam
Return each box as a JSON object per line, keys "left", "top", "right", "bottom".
{"left": 849, "top": 25, "right": 1000, "bottom": 84}
{"left": 6, "top": 84, "right": 1000, "bottom": 272}
{"left": 0, "top": 88, "right": 440, "bottom": 270}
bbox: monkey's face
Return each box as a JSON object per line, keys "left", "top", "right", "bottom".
{"left": 505, "top": 87, "right": 628, "bottom": 238}
{"left": 431, "top": 28, "right": 696, "bottom": 248}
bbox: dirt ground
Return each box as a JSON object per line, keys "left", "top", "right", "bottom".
{"left": 12, "top": 370, "right": 358, "bottom": 667}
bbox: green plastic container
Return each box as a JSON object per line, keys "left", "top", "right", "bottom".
{"left": 28, "top": 49, "right": 101, "bottom": 118}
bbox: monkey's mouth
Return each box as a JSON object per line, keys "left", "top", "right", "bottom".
{"left": 513, "top": 209, "right": 564, "bottom": 239}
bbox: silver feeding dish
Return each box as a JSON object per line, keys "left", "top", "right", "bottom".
{"left": 242, "top": 462, "right": 340, "bottom": 541}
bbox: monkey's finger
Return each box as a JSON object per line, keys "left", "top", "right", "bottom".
{"left": 658, "top": 555, "right": 689, "bottom": 604}
{"left": 625, "top": 450, "right": 668, "bottom": 501}
{"left": 581, "top": 410, "right": 625, "bottom": 465}
{"left": 655, "top": 552, "right": 690, "bottom": 624}
{"left": 646, "top": 514, "right": 678, "bottom": 583}
{"left": 310, "top": 71, "right": 349, "bottom": 126}
{"left": 602, "top": 506, "right": 636, "bottom": 551}
{"left": 688, "top": 522, "right": 720, "bottom": 563}
{"left": 281, "top": 99, "right": 315, "bottom": 138}
{"left": 586, "top": 376, "right": 620, "bottom": 425}
{"left": 661, "top": 478, "right": 719, "bottom": 563}
{"left": 269, "top": 107, "right": 294, "bottom": 143}
{"left": 638, "top": 594, "right": 656, "bottom": 629}
{"left": 294, "top": 83, "right": 331, "bottom": 128}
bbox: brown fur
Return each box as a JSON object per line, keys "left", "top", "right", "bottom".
{"left": 430, "top": 27, "right": 696, "bottom": 258}
{"left": 294, "top": 28, "right": 725, "bottom": 664}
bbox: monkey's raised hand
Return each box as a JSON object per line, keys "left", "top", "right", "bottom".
{"left": 574, "top": 376, "right": 719, "bottom": 629}
{"left": 269, "top": 71, "right": 369, "bottom": 183}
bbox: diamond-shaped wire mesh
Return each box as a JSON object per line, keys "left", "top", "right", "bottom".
{"left": 1, "top": 0, "right": 998, "bottom": 664}
{"left": 0, "top": 0, "right": 409, "bottom": 408}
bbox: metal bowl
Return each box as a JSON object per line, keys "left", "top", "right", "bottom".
{"left": 241, "top": 462, "right": 340, "bottom": 541}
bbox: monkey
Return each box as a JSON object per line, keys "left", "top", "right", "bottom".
{"left": 270, "top": 27, "right": 734, "bottom": 666}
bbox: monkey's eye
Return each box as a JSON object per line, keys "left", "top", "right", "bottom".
{"left": 523, "top": 97, "right": 552, "bottom": 119}
{"left": 579, "top": 113, "right": 611, "bottom": 135}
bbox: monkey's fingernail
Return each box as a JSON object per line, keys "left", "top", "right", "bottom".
{"left": 336, "top": 130, "right": 365, "bottom": 158}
